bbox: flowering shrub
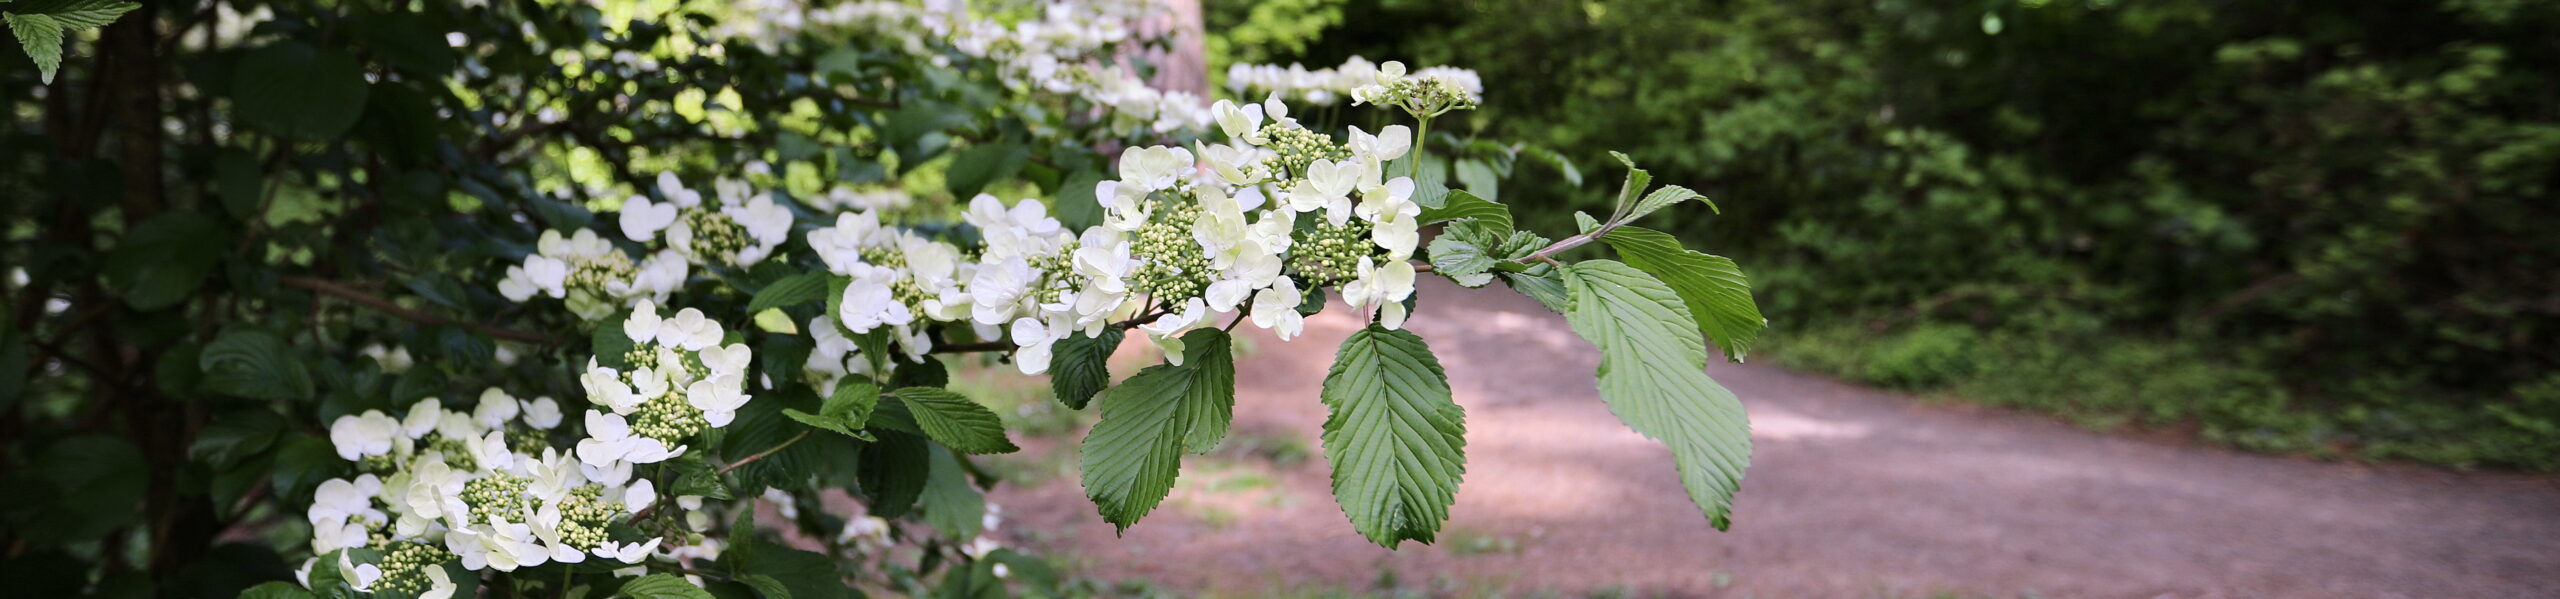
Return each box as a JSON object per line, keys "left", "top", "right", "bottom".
{"left": 3, "top": 1, "right": 1763, "bottom": 598}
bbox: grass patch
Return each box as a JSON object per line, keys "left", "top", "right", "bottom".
{"left": 1765, "top": 321, "right": 2560, "bottom": 470}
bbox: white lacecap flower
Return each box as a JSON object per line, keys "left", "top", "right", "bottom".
{"left": 473, "top": 387, "right": 521, "bottom": 428}
{"left": 576, "top": 411, "right": 683, "bottom": 467}
{"left": 521, "top": 396, "right": 563, "bottom": 429}
{"left": 329, "top": 410, "right": 400, "bottom": 460}
{"left": 619, "top": 196, "right": 678, "bottom": 242}
{"left": 687, "top": 375, "right": 750, "bottom": 427}
{"left": 1251, "top": 277, "right": 1307, "bottom": 341}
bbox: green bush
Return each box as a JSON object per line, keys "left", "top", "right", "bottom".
{"left": 1259, "top": 0, "right": 2560, "bottom": 467}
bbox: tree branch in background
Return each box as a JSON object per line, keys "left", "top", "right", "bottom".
{"left": 278, "top": 276, "right": 563, "bottom": 345}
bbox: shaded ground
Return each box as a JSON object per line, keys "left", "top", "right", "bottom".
{"left": 987, "top": 278, "right": 2560, "bottom": 598}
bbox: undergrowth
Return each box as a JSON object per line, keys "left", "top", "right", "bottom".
{"left": 1764, "top": 321, "right": 2560, "bottom": 470}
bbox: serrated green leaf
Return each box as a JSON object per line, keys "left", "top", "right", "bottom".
{"left": 232, "top": 41, "right": 370, "bottom": 140}
{"left": 1607, "top": 152, "right": 1652, "bottom": 218}
{"left": 1562, "top": 261, "right": 1752, "bottom": 530}
{"left": 733, "top": 575, "right": 793, "bottom": 599}
{"left": 746, "top": 272, "right": 832, "bottom": 314}
{"left": 1622, "top": 184, "right": 1715, "bottom": 223}
{"left": 1453, "top": 158, "right": 1499, "bottom": 201}
{"left": 200, "top": 328, "right": 313, "bottom": 399}
{"left": 1502, "top": 265, "right": 1572, "bottom": 314}
{"left": 1416, "top": 189, "right": 1512, "bottom": 231}
{"left": 1599, "top": 227, "right": 1765, "bottom": 361}
{"left": 722, "top": 539, "right": 852, "bottom": 599}
{"left": 668, "top": 455, "right": 733, "bottom": 501}
{"left": 893, "top": 387, "right": 1017, "bottom": 454}
{"left": 238, "top": 582, "right": 315, "bottom": 599}
{"left": 858, "top": 430, "right": 929, "bottom": 519}
{"left": 1574, "top": 211, "right": 1601, "bottom": 234}
{"left": 104, "top": 212, "right": 229, "bottom": 311}
{"left": 1052, "top": 168, "right": 1106, "bottom": 232}
{"left": 782, "top": 381, "right": 878, "bottom": 441}
{"left": 7, "top": 14, "right": 65, "bottom": 83}
{"left": 920, "top": 446, "right": 986, "bottom": 540}
{"left": 946, "top": 142, "right": 1028, "bottom": 200}
{"left": 190, "top": 409, "right": 285, "bottom": 468}
{"left": 619, "top": 574, "right": 715, "bottom": 599}
{"left": 1049, "top": 328, "right": 1122, "bottom": 410}
{"left": 1527, "top": 146, "right": 1583, "bottom": 186}
{"left": 1319, "top": 326, "right": 1468, "bottom": 547}
{"left": 1078, "top": 329, "right": 1233, "bottom": 531}
{"left": 1174, "top": 330, "right": 1236, "bottom": 453}
{"left": 1427, "top": 221, "right": 1505, "bottom": 285}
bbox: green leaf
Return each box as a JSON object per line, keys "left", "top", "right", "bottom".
{"left": 7, "top": 14, "right": 65, "bottom": 84}
{"left": 104, "top": 212, "right": 229, "bottom": 311}
{"left": 1574, "top": 211, "right": 1601, "bottom": 234}
{"left": 1622, "top": 185, "right": 1715, "bottom": 223}
{"left": 27, "top": 435, "right": 147, "bottom": 543}
{"left": 1174, "top": 330, "right": 1236, "bottom": 453}
{"left": 1525, "top": 145, "right": 1583, "bottom": 187}
{"left": 1453, "top": 158, "right": 1499, "bottom": 200}
{"left": 1561, "top": 261, "right": 1753, "bottom": 530}
{"left": 782, "top": 381, "right": 878, "bottom": 441}
{"left": 348, "top": 9, "right": 453, "bottom": 78}
{"left": 667, "top": 455, "right": 733, "bottom": 501}
{"left": 231, "top": 41, "right": 371, "bottom": 140}
{"left": 1416, "top": 189, "right": 1513, "bottom": 231}
{"left": 1078, "top": 329, "right": 1234, "bottom": 531}
{"left": 199, "top": 328, "right": 313, "bottom": 399}
{"left": 945, "top": 142, "right": 1028, "bottom": 200}
{"left": 619, "top": 574, "right": 716, "bottom": 599}
{"left": 1318, "top": 326, "right": 1468, "bottom": 547}
{"left": 1606, "top": 151, "right": 1652, "bottom": 218}
{"left": 1048, "top": 328, "right": 1122, "bottom": 410}
{"left": 237, "top": 581, "right": 315, "bottom": 599}
{"left": 1426, "top": 220, "right": 1505, "bottom": 283}
{"left": 1598, "top": 227, "right": 1766, "bottom": 361}
{"left": 1410, "top": 152, "right": 1452, "bottom": 208}
{"left": 733, "top": 575, "right": 793, "bottom": 599}
{"left": 919, "top": 447, "right": 986, "bottom": 540}
{"left": 746, "top": 272, "right": 832, "bottom": 314}
{"left": 593, "top": 311, "right": 636, "bottom": 369}
{"left": 1052, "top": 168, "right": 1106, "bottom": 232}
{"left": 215, "top": 149, "right": 264, "bottom": 220}
{"left": 892, "top": 387, "right": 1017, "bottom": 454}
{"left": 1503, "top": 266, "right": 1571, "bottom": 314}
{"left": 269, "top": 436, "right": 343, "bottom": 503}
{"left": 190, "top": 409, "right": 285, "bottom": 467}
{"left": 857, "top": 431, "right": 929, "bottom": 519}
{"left": 722, "top": 539, "right": 853, "bottom": 599}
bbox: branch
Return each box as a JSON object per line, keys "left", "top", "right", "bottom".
{"left": 717, "top": 430, "right": 813, "bottom": 476}
{"left": 278, "top": 276, "right": 564, "bottom": 345}
{"left": 923, "top": 307, "right": 1172, "bottom": 355}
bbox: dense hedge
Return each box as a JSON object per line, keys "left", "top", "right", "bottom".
{"left": 1270, "top": 0, "right": 2560, "bottom": 466}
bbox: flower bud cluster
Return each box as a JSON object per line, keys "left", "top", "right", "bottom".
{"left": 1231, "top": 56, "right": 1483, "bottom": 109}
{"left": 1351, "top": 60, "right": 1485, "bottom": 119}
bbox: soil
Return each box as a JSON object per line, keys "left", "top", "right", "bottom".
{"left": 986, "top": 277, "right": 2560, "bottom": 598}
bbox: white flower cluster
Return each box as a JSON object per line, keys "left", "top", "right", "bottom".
{"left": 496, "top": 228, "right": 688, "bottom": 321}
{"left": 807, "top": 0, "right": 1214, "bottom": 137}
{"left": 761, "top": 95, "right": 1420, "bottom": 386}
{"left": 1228, "top": 56, "right": 1483, "bottom": 108}
{"left": 306, "top": 302, "right": 753, "bottom": 594}
{"left": 498, "top": 173, "right": 796, "bottom": 321}
{"left": 619, "top": 173, "right": 795, "bottom": 270}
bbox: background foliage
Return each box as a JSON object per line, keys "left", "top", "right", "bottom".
{"left": 1246, "top": 0, "right": 2560, "bottom": 468}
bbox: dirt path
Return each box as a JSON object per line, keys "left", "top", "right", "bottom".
{"left": 987, "top": 278, "right": 2560, "bottom": 598}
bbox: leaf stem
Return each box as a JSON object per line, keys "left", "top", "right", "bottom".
{"left": 718, "top": 429, "right": 813, "bottom": 476}
{"left": 279, "top": 276, "right": 563, "bottom": 345}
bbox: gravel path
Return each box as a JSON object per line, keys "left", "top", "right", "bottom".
{"left": 989, "top": 278, "right": 2560, "bottom": 598}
